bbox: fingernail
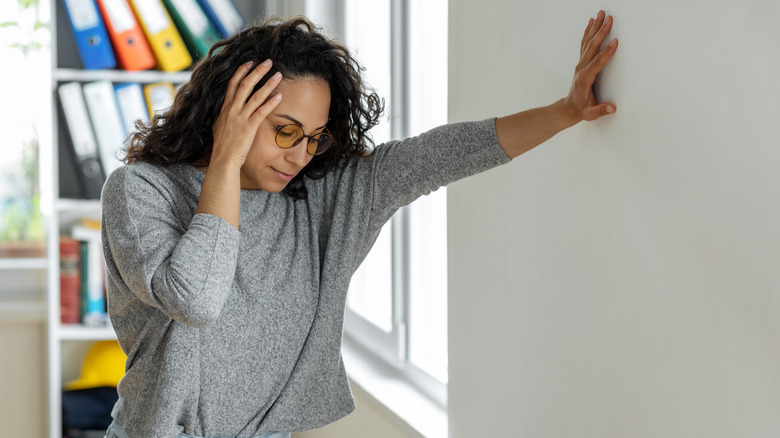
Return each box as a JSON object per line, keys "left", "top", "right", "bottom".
{"left": 609, "top": 40, "right": 617, "bottom": 47}
{"left": 606, "top": 105, "right": 615, "bottom": 113}
{"left": 262, "top": 59, "right": 272, "bottom": 67}
{"left": 243, "top": 61, "right": 254, "bottom": 69}
{"left": 272, "top": 72, "right": 282, "bottom": 80}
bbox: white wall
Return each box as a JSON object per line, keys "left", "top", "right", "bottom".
{"left": 447, "top": 1, "right": 780, "bottom": 437}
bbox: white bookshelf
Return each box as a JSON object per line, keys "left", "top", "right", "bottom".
{"left": 57, "top": 324, "right": 117, "bottom": 341}
{"left": 45, "top": 3, "right": 195, "bottom": 437}
{"left": 0, "top": 258, "right": 48, "bottom": 270}
{"left": 44, "top": 1, "right": 271, "bottom": 436}
{"left": 54, "top": 68, "right": 191, "bottom": 84}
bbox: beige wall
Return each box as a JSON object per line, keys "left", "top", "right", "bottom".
{"left": 294, "top": 388, "right": 409, "bottom": 438}
{"left": 0, "top": 318, "right": 47, "bottom": 437}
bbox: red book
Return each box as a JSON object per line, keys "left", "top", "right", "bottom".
{"left": 60, "top": 237, "right": 81, "bottom": 324}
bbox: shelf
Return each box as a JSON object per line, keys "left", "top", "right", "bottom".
{"left": 57, "top": 324, "right": 116, "bottom": 341}
{"left": 45, "top": 1, "right": 267, "bottom": 436}
{"left": 55, "top": 68, "right": 191, "bottom": 84}
{"left": 55, "top": 198, "right": 101, "bottom": 212}
{"left": 0, "top": 257, "right": 48, "bottom": 270}
{"left": 0, "top": 297, "right": 46, "bottom": 321}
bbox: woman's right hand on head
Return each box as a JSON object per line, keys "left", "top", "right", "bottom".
{"left": 210, "top": 59, "right": 283, "bottom": 167}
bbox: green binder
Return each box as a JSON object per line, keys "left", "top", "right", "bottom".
{"left": 162, "top": 0, "right": 221, "bottom": 59}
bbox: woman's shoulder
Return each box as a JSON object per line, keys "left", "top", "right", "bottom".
{"left": 105, "top": 162, "right": 200, "bottom": 189}
{"left": 105, "top": 161, "right": 161, "bottom": 183}
{"left": 102, "top": 162, "right": 202, "bottom": 207}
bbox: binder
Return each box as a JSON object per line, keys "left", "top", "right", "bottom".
{"left": 197, "top": 0, "right": 244, "bottom": 38}
{"left": 143, "top": 82, "right": 175, "bottom": 120}
{"left": 58, "top": 130, "right": 85, "bottom": 199}
{"left": 114, "top": 83, "right": 150, "bottom": 135}
{"left": 83, "top": 80, "right": 127, "bottom": 178}
{"left": 95, "top": 0, "right": 156, "bottom": 70}
{"left": 61, "top": 0, "right": 117, "bottom": 69}
{"left": 58, "top": 82, "right": 106, "bottom": 199}
{"left": 162, "top": 0, "right": 221, "bottom": 59}
{"left": 127, "top": 0, "right": 192, "bottom": 71}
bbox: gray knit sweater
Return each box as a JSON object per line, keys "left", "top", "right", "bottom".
{"left": 100, "top": 118, "right": 510, "bottom": 438}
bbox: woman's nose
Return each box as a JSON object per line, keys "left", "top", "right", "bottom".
{"left": 286, "top": 138, "right": 312, "bottom": 165}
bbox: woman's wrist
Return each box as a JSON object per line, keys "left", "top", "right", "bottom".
{"left": 554, "top": 98, "right": 584, "bottom": 130}
{"left": 196, "top": 156, "right": 243, "bottom": 228}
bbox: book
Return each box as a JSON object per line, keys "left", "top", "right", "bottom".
{"left": 60, "top": 237, "right": 81, "bottom": 324}
{"left": 77, "top": 240, "right": 89, "bottom": 322}
{"left": 72, "top": 222, "right": 108, "bottom": 327}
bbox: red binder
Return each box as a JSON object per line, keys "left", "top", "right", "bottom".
{"left": 95, "top": 0, "right": 155, "bottom": 71}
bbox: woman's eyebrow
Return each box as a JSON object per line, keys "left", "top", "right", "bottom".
{"left": 277, "top": 114, "right": 328, "bottom": 130}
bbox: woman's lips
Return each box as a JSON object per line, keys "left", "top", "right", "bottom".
{"left": 272, "top": 167, "right": 294, "bottom": 182}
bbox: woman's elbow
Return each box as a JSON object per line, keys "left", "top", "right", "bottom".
{"left": 173, "top": 302, "right": 223, "bottom": 328}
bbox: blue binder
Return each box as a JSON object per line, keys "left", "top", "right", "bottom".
{"left": 61, "top": 0, "right": 117, "bottom": 69}
{"left": 196, "top": 0, "right": 245, "bottom": 38}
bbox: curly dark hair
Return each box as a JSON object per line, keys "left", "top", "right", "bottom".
{"left": 123, "top": 16, "right": 384, "bottom": 199}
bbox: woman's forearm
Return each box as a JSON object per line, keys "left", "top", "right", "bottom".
{"left": 495, "top": 99, "right": 582, "bottom": 159}
{"left": 196, "top": 158, "right": 243, "bottom": 229}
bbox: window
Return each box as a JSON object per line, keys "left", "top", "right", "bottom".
{"left": 344, "top": 0, "right": 394, "bottom": 337}
{"left": 343, "top": 0, "right": 449, "bottom": 405}
{"left": 0, "top": 0, "right": 50, "bottom": 262}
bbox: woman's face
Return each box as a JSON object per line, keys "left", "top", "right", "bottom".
{"left": 239, "top": 76, "right": 331, "bottom": 192}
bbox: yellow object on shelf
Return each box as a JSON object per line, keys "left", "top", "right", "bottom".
{"left": 65, "top": 340, "right": 127, "bottom": 390}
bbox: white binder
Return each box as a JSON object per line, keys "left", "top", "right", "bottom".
{"left": 58, "top": 82, "right": 105, "bottom": 199}
{"left": 83, "top": 80, "right": 127, "bottom": 177}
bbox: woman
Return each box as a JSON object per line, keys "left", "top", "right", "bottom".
{"left": 102, "top": 12, "right": 617, "bottom": 438}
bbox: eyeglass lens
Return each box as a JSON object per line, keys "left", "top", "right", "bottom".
{"left": 276, "top": 125, "right": 334, "bottom": 155}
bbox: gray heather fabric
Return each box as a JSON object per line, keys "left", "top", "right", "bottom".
{"left": 100, "top": 118, "right": 510, "bottom": 438}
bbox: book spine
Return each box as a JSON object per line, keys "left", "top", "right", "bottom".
{"left": 73, "top": 224, "right": 109, "bottom": 327}
{"left": 78, "top": 240, "right": 90, "bottom": 322}
{"left": 60, "top": 237, "right": 81, "bottom": 324}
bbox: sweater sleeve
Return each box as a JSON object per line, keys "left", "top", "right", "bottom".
{"left": 355, "top": 118, "right": 511, "bottom": 228}
{"left": 101, "top": 165, "right": 241, "bottom": 328}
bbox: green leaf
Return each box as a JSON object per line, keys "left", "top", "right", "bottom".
{"left": 0, "top": 22, "right": 20, "bottom": 28}
{"left": 17, "top": 0, "right": 38, "bottom": 9}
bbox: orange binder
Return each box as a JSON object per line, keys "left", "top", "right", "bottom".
{"left": 127, "top": 0, "right": 192, "bottom": 71}
{"left": 95, "top": 0, "right": 155, "bottom": 71}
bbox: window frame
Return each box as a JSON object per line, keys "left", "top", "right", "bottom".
{"left": 341, "top": 0, "right": 449, "bottom": 408}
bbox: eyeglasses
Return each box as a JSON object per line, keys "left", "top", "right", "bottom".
{"left": 272, "top": 123, "right": 335, "bottom": 156}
